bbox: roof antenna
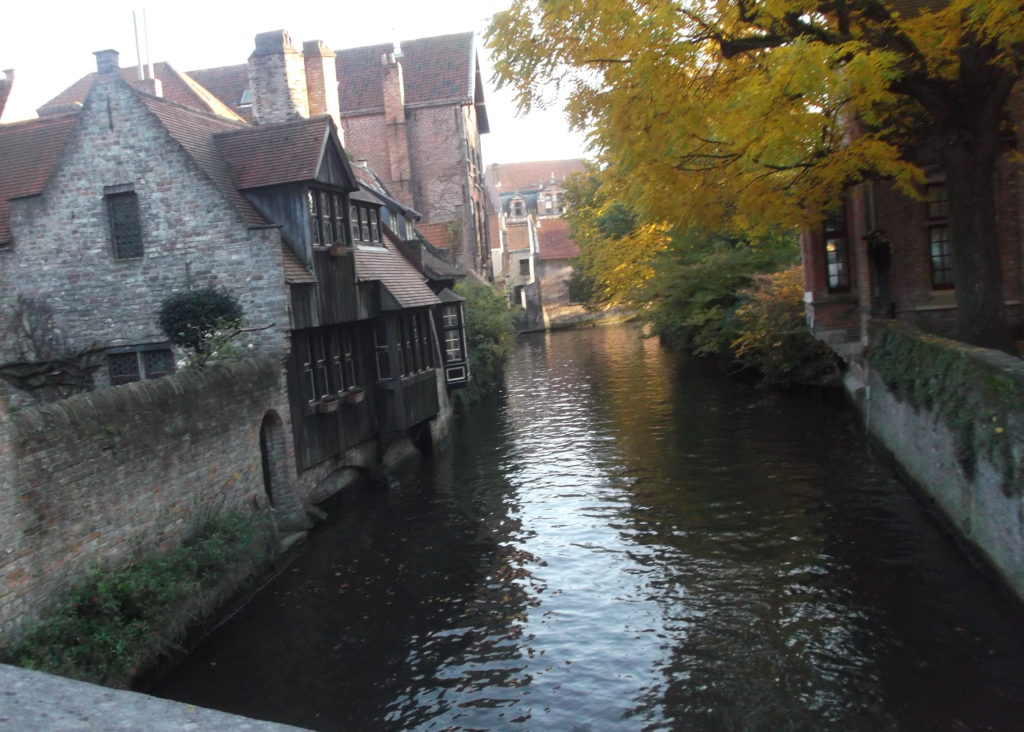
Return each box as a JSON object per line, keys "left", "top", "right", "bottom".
{"left": 144, "top": 8, "right": 154, "bottom": 81}
{"left": 132, "top": 10, "right": 144, "bottom": 80}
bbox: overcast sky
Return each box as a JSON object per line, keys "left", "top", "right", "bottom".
{"left": 1, "top": 1, "right": 590, "bottom": 166}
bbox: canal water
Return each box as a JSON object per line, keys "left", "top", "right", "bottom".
{"left": 153, "top": 326, "right": 1024, "bottom": 731}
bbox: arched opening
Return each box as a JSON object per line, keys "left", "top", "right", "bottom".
{"left": 259, "top": 411, "right": 288, "bottom": 507}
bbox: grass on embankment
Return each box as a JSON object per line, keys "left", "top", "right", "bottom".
{"left": 0, "top": 513, "right": 271, "bottom": 688}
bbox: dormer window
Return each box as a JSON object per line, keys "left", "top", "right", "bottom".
{"left": 308, "top": 188, "right": 347, "bottom": 247}
{"left": 239, "top": 88, "right": 253, "bottom": 107}
{"left": 350, "top": 203, "right": 383, "bottom": 245}
{"left": 511, "top": 198, "right": 525, "bottom": 217}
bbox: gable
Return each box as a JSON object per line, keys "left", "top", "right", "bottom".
{"left": 0, "top": 112, "right": 79, "bottom": 245}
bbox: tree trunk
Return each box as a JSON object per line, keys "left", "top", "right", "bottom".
{"left": 942, "top": 133, "right": 1016, "bottom": 354}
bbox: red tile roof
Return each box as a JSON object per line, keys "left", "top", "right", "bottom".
{"left": 337, "top": 33, "right": 477, "bottom": 114}
{"left": 0, "top": 112, "right": 79, "bottom": 245}
{"left": 136, "top": 91, "right": 265, "bottom": 228}
{"left": 216, "top": 117, "right": 330, "bottom": 189}
{"left": 354, "top": 241, "right": 440, "bottom": 308}
{"left": 417, "top": 221, "right": 453, "bottom": 249}
{"left": 39, "top": 64, "right": 243, "bottom": 121}
{"left": 537, "top": 217, "right": 578, "bottom": 260}
{"left": 186, "top": 64, "right": 253, "bottom": 122}
{"left": 488, "top": 159, "right": 587, "bottom": 193}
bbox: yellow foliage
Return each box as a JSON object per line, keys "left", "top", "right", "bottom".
{"left": 487, "top": 0, "right": 1022, "bottom": 231}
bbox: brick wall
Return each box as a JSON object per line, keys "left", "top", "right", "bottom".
{"left": 0, "top": 356, "right": 295, "bottom": 638}
{"left": 0, "top": 73, "right": 291, "bottom": 371}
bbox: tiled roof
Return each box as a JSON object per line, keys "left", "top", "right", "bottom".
{"left": 136, "top": 91, "right": 266, "bottom": 228}
{"left": 282, "top": 244, "right": 316, "bottom": 284}
{"left": 537, "top": 217, "right": 578, "bottom": 260}
{"left": 186, "top": 64, "right": 253, "bottom": 122}
{"left": 505, "top": 221, "right": 532, "bottom": 252}
{"left": 417, "top": 221, "right": 453, "bottom": 249}
{"left": 0, "top": 112, "right": 79, "bottom": 245}
{"left": 216, "top": 117, "right": 329, "bottom": 189}
{"left": 488, "top": 159, "right": 587, "bottom": 193}
{"left": 39, "top": 64, "right": 244, "bottom": 121}
{"left": 337, "top": 33, "right": 476, "bottom": 114}
{"left": 354, "top": 241, "right": 440, "bottom": 309}
{"left": 0, "top": 70, "right": 13, "bottom": 121}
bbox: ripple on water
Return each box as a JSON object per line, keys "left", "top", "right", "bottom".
{"left": 152, "top": 326, "right": 1024, "bottom": 732}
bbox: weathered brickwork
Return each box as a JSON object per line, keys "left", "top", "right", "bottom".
{"left": 0, "top": 73, "right": 291, "bottom": 367}
{"left": 0, "top": 357, "right": 296, "bottom": 638}
{"left": 249, "top": 31, "right": 309, "bottom": 125}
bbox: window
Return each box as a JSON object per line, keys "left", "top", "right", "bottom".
{"left": 519, "top": 258, "right": 530, "bottom": 277}
{"left": 396, "top": 311, "right": 434, "bottom": 376}
{"left": 511, "top": 198, "right": 525, "bottom": 217}
{"left": 374, "top": 319, "right": 392, "bottom": 379}
{"left": 107, "top": 347, "right": 174, "bottom": 386}
{"left": 439, "top": 304, "right": 465, "bottom": 363}
{"left": 823, "top": 206, "right": 850, "bottom": 292}
{"left": 350, "top": 203, "right": 383, "bottom": 245}
{"left": 308, "top": 188, "right": 347, "bottom": 246}
{"left": 105, "top": 185, "right": 142, "bottom": 259}
{"left": 927, "top": 183, "right": 954, "bottom": 289}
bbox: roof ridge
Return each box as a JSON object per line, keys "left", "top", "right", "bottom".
{"left": 334, "top": 30, "right": 474, "bottom": 55}
{"left": 0, "top": 109, "right": 81, "bottom": 131}
{"left": 135, "top": 86, "right": 249, "bottom": 130}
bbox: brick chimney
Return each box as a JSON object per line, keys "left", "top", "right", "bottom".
{"left": 381, "top": 45, "right": 413, "bottom": 207}
{"left": 94, "top": 49, "right": 120, "bottom": 74}
{"left": 248, "top": 30, "right": 309, "bottom": 125}
{"left": 303, "top": 40, "right": 342, "bottom": 142}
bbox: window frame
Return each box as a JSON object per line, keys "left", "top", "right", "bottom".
{"left": 105, "top": 185, "right": 143, "bottom": 260}
{"left": 926, "top": 183, "right": 954, "bottom": 290}
{"left": 822, "top": 205, "right": 851, "bottom": 293}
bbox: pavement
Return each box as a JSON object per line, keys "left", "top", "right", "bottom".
{"left": 0, "top": 664, "right": 308, "bottom": 731}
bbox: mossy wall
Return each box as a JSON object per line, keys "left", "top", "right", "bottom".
{"left": 860, "top": 321, "right": 1024, "bottom": 599}
{"left": 0, "top": 356, "right": 289, "bottom": 638}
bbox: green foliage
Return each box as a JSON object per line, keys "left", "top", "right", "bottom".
{"left": 732, "top": 267, "right": 840, "bottom": 384}
{"left": 868, "top": 322, "right": 1024, "bottom": 492}
{"left": 2, "top": 513, "right": 268, "bottom": 687}
{"left": 454, "top": 278, "right": 516, "bottom": 403}
{"left": 158, "top": 288, "right": 243, "bottom": 352}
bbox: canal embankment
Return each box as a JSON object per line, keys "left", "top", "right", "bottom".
{"left": 847, "top": 320, "right": 1024, "bottom": 600}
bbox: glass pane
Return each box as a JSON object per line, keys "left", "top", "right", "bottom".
{"left": 108, "top": 352, "right": 140, "bottom": 385}
{"left": 108, "top": 193, "right": 143, "bottom": 259}
{"left": 143, "top": 349, "right": 174, "bottom": 379}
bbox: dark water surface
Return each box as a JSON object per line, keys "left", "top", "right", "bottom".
{"left": 153, "top": 326, "right": 1024, "bottom": 730}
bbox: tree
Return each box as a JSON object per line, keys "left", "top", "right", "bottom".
{"left": 158, "top": 288, "right": 243, "bottom": 353}
{"left": 488, "top": 0, "right": 1024, "bottom": 351}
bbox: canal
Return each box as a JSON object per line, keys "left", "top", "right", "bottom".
{"left": 153, "top": 325, "right": 1024, "bottom": 730}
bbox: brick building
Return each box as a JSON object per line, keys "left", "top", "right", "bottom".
{"left": 488, "top": 159, "right": 591, "bottom": 329}
{"left": 0, "top": 33, "right": 469, "bottom": 509}
{"left": 186, "top": 32, "right": 492, "bottom": 279}
{"left": 802, "top": 87, "right": 1024, "bottom": 358}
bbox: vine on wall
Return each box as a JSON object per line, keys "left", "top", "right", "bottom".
{"left": 867, "top": 321, "right": 1024, "bottom": 494}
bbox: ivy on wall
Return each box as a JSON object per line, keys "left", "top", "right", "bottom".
{"left": 867, "top": 321, "right": 1024, "bottom": 494}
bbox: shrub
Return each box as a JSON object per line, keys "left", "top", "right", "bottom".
{"left": 158, "top": 288, "right": 243, "bottom": 352}
{"left": 1, "top": 513, "right": 268, "bottom": 688}
{"left": 732, "top": 266, "right": 840, "bottom": 384}
{"left": 454, "top": 278, "right": 516, "bottom": 403}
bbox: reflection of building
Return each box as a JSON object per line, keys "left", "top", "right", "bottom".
{"left": 488, "top": 160, "right": 593, "bottom": 330}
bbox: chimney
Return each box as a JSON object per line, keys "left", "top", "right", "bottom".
{"left": 248, "top": 30, "right": 309, "bottom": 125}
{"left": 381, "top": 49, "right": 413, "bottom": 207}
{"left": 94, "top": 49, "right": 120, "bottom": 75}
{"left": 302, "top": 40, "right": 342, "bottom": 143}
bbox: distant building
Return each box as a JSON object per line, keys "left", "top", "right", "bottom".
{"left": 488, "top": 159, "right": 594, "bottom": 330}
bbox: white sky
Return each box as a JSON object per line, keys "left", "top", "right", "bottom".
{"left": 1, "top": 1, "right": 590, "bottom": 166}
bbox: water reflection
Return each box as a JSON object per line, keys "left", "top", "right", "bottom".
{"left": 153, "top": 325, "right": 1024, "bottom": 731}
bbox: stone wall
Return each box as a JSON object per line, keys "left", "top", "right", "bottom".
{"left": 0, "top": 72, "right": 291, "bottom": 368}
{"left": 847, "top": 322, "right": 1024, "bottom": 600}
{"left": 0, "top": 356, "right": 296, "bottom": 638}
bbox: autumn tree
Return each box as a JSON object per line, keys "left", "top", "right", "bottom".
{"left": 487, "top": 0, "right": 1024, "bottom": 351}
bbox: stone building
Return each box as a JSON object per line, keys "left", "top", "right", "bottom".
{"left": 0, "top": 33, "right": 469, "bottom": 510}
{"left": 488, "top": 159, "right": 591, "bottom": 329}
